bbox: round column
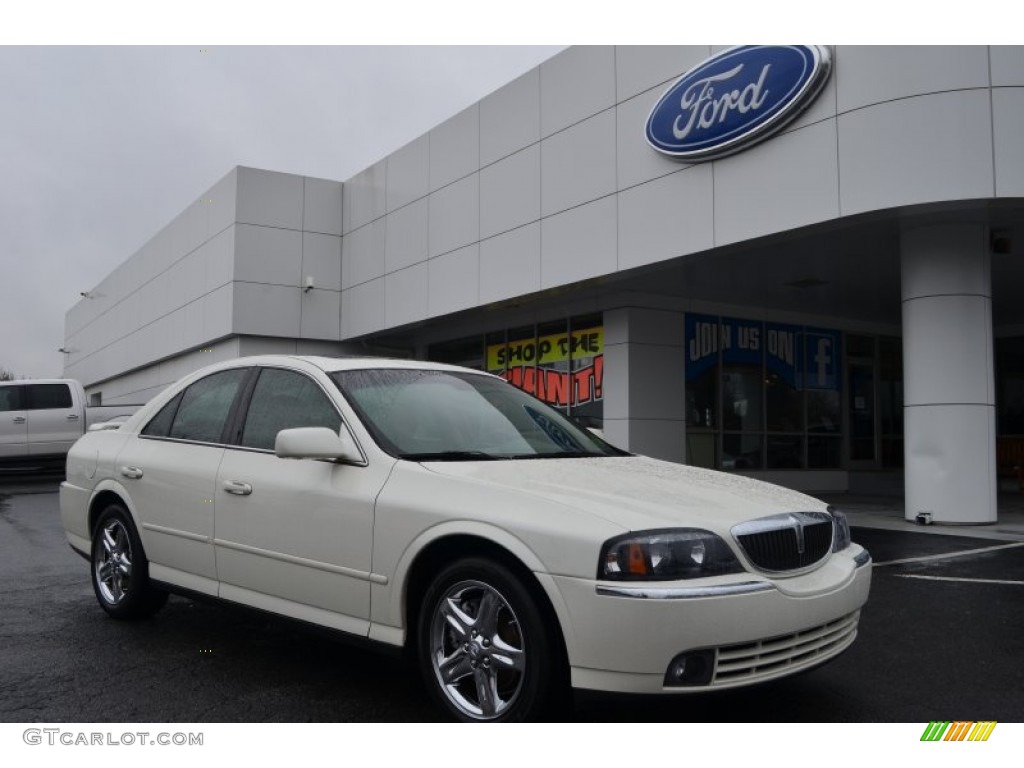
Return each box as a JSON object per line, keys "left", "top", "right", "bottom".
{"left": 901, "top": 223, "right": 996, "bottom": 524}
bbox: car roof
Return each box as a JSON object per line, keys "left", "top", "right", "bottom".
{"left": 200, "top": 355, "right": 492, "bottom": 376}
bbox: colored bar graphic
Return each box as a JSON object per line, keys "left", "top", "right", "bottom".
{"left": 920, "top": 721, "right": 997, "bottom": 742}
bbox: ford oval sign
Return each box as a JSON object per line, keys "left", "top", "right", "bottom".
{"left": 646, "top": 46, "right": 832, "bottom": 162}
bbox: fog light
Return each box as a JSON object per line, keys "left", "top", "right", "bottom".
{"left": 664, "top": 649, "right": 715, "bottom": 687}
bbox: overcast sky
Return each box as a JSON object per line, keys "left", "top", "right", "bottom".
{"left": 0, "top": 46, "right": 563, "bottom": 379}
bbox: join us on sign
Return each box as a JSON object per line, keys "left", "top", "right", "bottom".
{"left": 685, "top": 315, "right": 841, "bottom": 391}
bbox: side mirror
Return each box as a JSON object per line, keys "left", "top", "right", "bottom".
{"left": 275, "top": 427, "right": 363, "bottom": 463}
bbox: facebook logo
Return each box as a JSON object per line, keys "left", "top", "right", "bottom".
{"left": 805, "top": 330, "right": 840, "bottom": 390}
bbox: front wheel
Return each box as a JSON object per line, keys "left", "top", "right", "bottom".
{"left": 418, "top": 557, "right": 564, "bottom": 721}
{"left": 91, "top": 504, "right": 167, "bottom": 619}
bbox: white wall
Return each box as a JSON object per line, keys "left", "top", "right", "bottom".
{"left": 338, "top": 45, "right": 1021, "bottom": 341}
{"left": 65, "top": 168, "right": 344, "bottom": 390}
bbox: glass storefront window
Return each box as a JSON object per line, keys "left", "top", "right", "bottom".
{"left": 997, "top": 337, "right": 1024, "bottom": 436}
{"left": 767, "top": 435, "right": 803, "bottom": 469}
{"left": 808, "top": 436, "right": 842, "bottom": 469}
{"left": 445, "top": 317, "right": 605, "bottom": 428}
{"left": 723, "top": 433, "right": 763, "bottom": 470}
{"left": 685, "top": 314, "right": 846, "bottom": 472}
{"left": 722, "top": 368, "right": 763, "bottom": 432}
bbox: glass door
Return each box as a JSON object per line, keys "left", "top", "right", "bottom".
{"left": 847, "top": 360, "right": 877, "bottom": 466}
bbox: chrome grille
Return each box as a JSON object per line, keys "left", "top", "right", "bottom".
{"left": 732, "top": 511, "right": 833, "bottom": 572}
{"left": 713, "top": 611, "right": 860, "bottom": 686}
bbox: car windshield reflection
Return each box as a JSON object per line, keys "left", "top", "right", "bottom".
{"left": 330, "top": 368, "right": 624, "bottom": 461}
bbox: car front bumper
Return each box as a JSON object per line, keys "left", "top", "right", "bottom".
{"left": 543, "top": 545, "right": 872, "bottom": 694}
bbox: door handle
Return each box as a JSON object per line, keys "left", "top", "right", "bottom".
{"left": 67, "top": 414, "right": 80, "bottom": 421}
{"left": 12, "top": 416, "right": 26, "bottom": 424}
{"left": 223, "top": 480, "right": 253, "bottom": 496}
{"left": 120, "top": 466, "right": 144, "bottom": 479}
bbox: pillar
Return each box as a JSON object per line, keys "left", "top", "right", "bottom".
{"left": 901, "top": 223, "right": 996, "bottom": 524}
{"left": 602, "top": 308, "right": 686, "bottom": 462}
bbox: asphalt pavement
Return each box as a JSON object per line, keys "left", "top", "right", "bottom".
{"left": 1, "top": 474, "right": 1021, "bottom": 722}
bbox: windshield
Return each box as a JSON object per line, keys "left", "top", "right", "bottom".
{"left": 330, "top": 368, "right": 625, "bottom": 461}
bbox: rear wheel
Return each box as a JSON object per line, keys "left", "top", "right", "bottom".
{"left": 418, "top": 557, "right": 563, "bottom": 721}
{"left": 91, "top": 504, "right": 167, "bottom": 619}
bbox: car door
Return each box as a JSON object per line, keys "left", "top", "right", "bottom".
{"left": 0, "top": 385, "right": 27, "bottom": 458}
{"left": 25, "top": 383, "right": 80, "bottom": 456}
{"left": 214, "top": 366, "right": 386, "bottom": 636}
{"left": 115, "top": 367, "right": 251, "bottom": 596}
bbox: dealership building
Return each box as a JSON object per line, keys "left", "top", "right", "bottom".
{"left": 63, "top": 45, "right": 1024, "bottom": 525}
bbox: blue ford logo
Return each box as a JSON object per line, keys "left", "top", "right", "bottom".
{"left": 645, "top": 46, "right": 832, "bottom": 161}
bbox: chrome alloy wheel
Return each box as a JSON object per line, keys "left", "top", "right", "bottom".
{"left": 94, "top": 518, "right": 133, "bottom": 605}
{"left": 429, "top": 580, "right": 526, "bottom": 720}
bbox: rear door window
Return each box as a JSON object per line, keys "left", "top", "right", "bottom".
{"left": 26, "top": 384, "right": 73, "bottom": 410}
{"left": 0, "top": 386, "right": 23, "bottom": 412}
{"left": 141, "top": 392, "right": 184, "bottom": 438}
{"left": 168, "top": 369, "right": 249, "bottom": 444}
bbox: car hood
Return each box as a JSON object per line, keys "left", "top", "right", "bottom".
{"left": 420, "top": 455, "right": 828, "bottom": 533}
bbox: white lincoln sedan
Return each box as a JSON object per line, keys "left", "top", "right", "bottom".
{"left": 61, "top": 355, "right": 871, "bottom": 721}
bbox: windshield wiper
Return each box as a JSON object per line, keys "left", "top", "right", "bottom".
{"left": 511, "top": 451, "right": 608, "bottom": 459}
{"left": 401, "top": 450, "right": 504, "bottom": 461}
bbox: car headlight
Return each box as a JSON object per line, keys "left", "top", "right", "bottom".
{"left": 599, "top": 529, "right": 744, "bottom": 581}
{"left": 830, "top": 508, "right": 851, "bottom": 552}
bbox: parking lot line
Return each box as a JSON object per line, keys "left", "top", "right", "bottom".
{"left": 895, "top": 574, "right": 1024, "bottom": 586}
{"left": 873, "top": 541, "right": 1024, "bottom": 567}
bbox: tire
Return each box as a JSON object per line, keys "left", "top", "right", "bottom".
{"left": 90, "top": 504, "right": 168, "bottom": 620}
{"left": 418, "top": 557, "right": 564, "bottom": 722}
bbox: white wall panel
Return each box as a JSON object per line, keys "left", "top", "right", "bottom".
{"left": 428, "top": 175, "right": 479, "bottom": 258}
{"left": 203, "top": 222, "right": 235, "bottom": 293}
{"left": 993, "top": 87, "right": 1024, "bottom": 197}
{"left": 341, "top": 219, "right": 385, "bottom": 289}
{"left": 302, "top": 232, "right": 342, "bottom": 292}
{"left": 624, "top": 419, "right": 686, "bottom": 463}
{"left": 991, "top": 46, "right": 1024, "bottom": 86}
{"left": 206, "top": 167, "right": 238, "bottom": 239}
{"left": 385, "top": 198, "right": 429, "bottom": 273}
{"left": 715, "top": 120, "right": 839, "bottom": 246}
{"left": 480, "top": 68, "right": 540, "bottom": 166}
{"left": 615, "top": 46, "right": 709, "bottom": 101}
{"left": 601, "top": 340, "right": 629, "bottom": 420}
{"left": 385, "top": 264, "right": 429, "bottom": 328}
{"left": 183, "top": 293, "right": 204, "bottom": 348}
{"left": 618, "top": 166, "right": 714, "bottom": 271}
{"left": 480, "top": 145, "right": 540, "bottom": 239}
{"left": 616, "top": 88, "right": 688, "bottom": 191}
{"left": 428, "top": 244, "right": 480, "bottom": 317}
{"left": 836, "top": 46, "right": 990, "bottom": 113}
{"left": 838, "top": 91, "right": 994, "bottom": 216}
{"left": 904, "top": 405, "right": 996, "bottom": 523}
{"left": 903, "top": 295, "right": 993, "bottom": 406}
{"left": 541, "top": 196, "right": 617, "bottom": 289}
{"left": 234, "top": 224, "right": 302, "bottom": 286}
{"left": 479, "top": 223, "right": 541, "bottom": 305}
{"left": 303, "top": 177, "right": 343, "bottom": 236}
{"left": 299, "top": 288, "right": 341, "bottom": 340}
{"left": 541, "top": 109, "right": 616, "bottom": 217}
{"left": 344, "top": 161, "right": 386, "bottom": 234}
{"left": 182, "top": 248, "right": 207, "bottom": 306}
{"left": 429, "top": 104, "right": 479, "bottom": 191}
{"left": 386, "top": 134, "right": 430, "bottom": 212}
{"left": 232, "top": 282, "right": 300, "bottom": 337}
{"left": 236, "top": 167, "right": 304, "bottom": 230}
{"left": 540, "top": 46, "right": 615, "bottom": 137}
{"left": 341, "top": 278, "right": 385, "bottom": 338}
